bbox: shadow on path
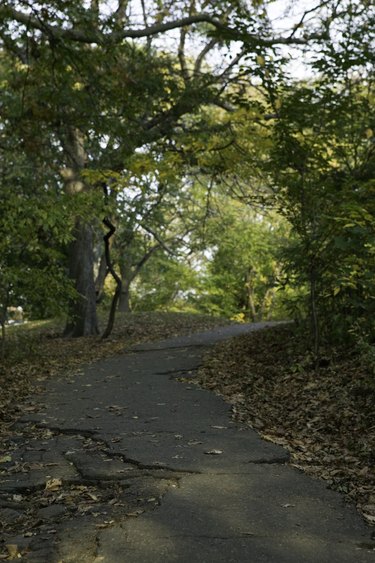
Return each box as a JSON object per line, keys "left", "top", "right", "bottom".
{"left": 1, "top": 322, "right": 374, "bottom": 562}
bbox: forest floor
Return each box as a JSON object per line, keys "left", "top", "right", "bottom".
{"left": 1, "top": 314, "right": 374, "bottom": 530}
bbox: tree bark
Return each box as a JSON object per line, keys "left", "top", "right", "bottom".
{"left": 118, "top": 261, "right": 132, "bottom": 313}
{"left": 64, "top": 219, "right": 99, "bottom": 337}
{"left": 61, "top": 127, "right": 99, "bottom": 337}
{"left": 101, "top": 215, "right": 122, "bottom": 339}
{"left": 95, "top": 252, "right": 109, "bottom": 303}
{"left": 118, "top": 282, "right": 132, "bottom": 313}
{"left": 245, "top": 267, "right": 257, "bottom": 322}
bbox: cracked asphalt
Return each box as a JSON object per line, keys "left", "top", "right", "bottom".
{"left": 1, "top": 322, "right": 375, "bottom": 562}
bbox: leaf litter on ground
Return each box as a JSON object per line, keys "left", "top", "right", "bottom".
{"left": 195, "top": 324, "right": 375, "bottom": 526}
{"left": 1, "top": 315, "right": 374, "bottom": 558}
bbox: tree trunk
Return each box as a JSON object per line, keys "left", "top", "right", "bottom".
{"left": 245, "top": 267, "right": 257, "bottom": 322}
{"left": 247, "top": 290, "right": 257, "bottom": 322}
{"left": 119, "top": 261, "right": 132, "bottom": 313}
{"left": 64, "top": 219, "right": 99, "bottom": 337}
{"left": 95, "top": 252, "right": 109, "bottom": 303}
{"left": 118, "top": 284, "right": 132, "bottom": 313}
{"left": 310, "top": 263, "right": 320, "bottom": 366}
{"left": 61, "top": 127, "right": 99, "bottom": 337}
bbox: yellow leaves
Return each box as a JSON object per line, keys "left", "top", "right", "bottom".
{"left": 0, "top": 455, "right": 12, "bottom": 463}
{"left": 256, "top": 54, "right": 266, "bottom": 67}
{"left": 45, "top": 477, "right": 63, "bottom": 492}
{"left": 230, "top": 312, "right": 246, "bottom": 323}
{"left": 72, "top": 81, "right": 85, "bottom": 91}
{"left": 365, "top": 128, "right": 373, "bottom": 139}
{"left": 5, "top": 544, "right": 20, "bottom": 560}
{"left": 81, "top": 169, "right": 122, "bottom": 186}
{"left": 14, "top": 61, "right": 28, "bottom": 72}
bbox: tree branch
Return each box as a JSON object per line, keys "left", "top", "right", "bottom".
{"left": 178, "top": 27, "right": 190, "bottom": 83}
{"left": 141, "top": 225, "right": 176, "bottom": 255}
{"left": 131, "top": 244, "right": 161, "bottom": 281}
{"left": 0, "top": 6, "right": 326, "bottom": 46}
{"left": 101, "top": 186, "right": 122, "bottom": 339}
{"left": 194, "top": 38, "right": 218, "bottom": 76}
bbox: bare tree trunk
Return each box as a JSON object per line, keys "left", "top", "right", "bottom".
{"left": 101, "top": 215, "right": 122, "bottom": 339}
{"left": 245, "top": 267, "right": 257, "bottom": 322}
{"left": 64, "top": 219, "right": 99, "bottom": 337}
{"left": 118, "top": 283, "right": 132, "bottom": 313}
{"left": 0, "top": 289, "right": 9, "bottom": 359}
{"left": 117, "top": 242, "right": 161, "bottom": 313}
{"left": 310, "top": 263, "right": 320, "bottom": 366}
{"left": 95, "top": 252, "right": 109, "bottom": 303}
{"left": 259, "top": 287, "right": 276, "bottom": 321}
{"left": 119, "top": 262, "right": 132, "bottom": 313}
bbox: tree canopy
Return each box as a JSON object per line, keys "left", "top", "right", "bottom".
{"left": 0, "top": 0, "right": 373, "bottom": 358}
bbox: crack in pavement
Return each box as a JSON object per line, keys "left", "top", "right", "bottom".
{"left": 155, "top": 366, "right": 202, "bottom": 377}
{"left": 130, "top": 344, "right": 208, "bottom": 353}
{"left": 246, "top": 456, "right": 290, "bottom": 464}
{"left": 2, "top": 322, "right": 375, "bottom": 562}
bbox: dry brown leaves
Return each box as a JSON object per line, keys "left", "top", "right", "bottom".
{"left": 198, "top": 324, "right": 375, "bottom": 525}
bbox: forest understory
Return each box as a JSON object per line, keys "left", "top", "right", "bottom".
{"left": 1, "top": 316, "right": 374, "bottom": 528}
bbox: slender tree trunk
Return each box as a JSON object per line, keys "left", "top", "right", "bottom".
{"left": 1, "top": 322, "right": 5, "bottom": 361}
{"left": 245, "top": 267, "right": 257, "bottom": 322}
{"left": 101, "top": 215, "right": 122, "bottom": 339}
{"left": 95, "top": 252, "right": 109, "bottom": 303}
{"left": 118, "top": 284, "right": 132, "bottom": 313}
{"left": 247, "top": 292, "right": 257, "bottom": 322}
{"left": 260, "top": 287, "right": 276, "bottom": 321}
{"left": 119, "top": 262, "right": 132, "bottom": 313}
{"left": 310, "top": 263, "right": 320, "bottom": 366}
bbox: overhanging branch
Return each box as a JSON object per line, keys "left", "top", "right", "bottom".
{"left": 0, "top": 5, "right": 326, "bottom": 47}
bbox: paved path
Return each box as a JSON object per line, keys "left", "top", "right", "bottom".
{"left": 1, "top": 323, "right": 374, "bottom": 562}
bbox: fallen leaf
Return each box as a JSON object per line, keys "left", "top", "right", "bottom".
{"left": 0, "top": 455, "right": 12, "bottom": 463}
{"left": 5, "top": 545, "right": 19, "bottom": 560}
{"left": 362, "top": 505, "right": 375, "bottom": 516}
{"left": 363, "top": 514, "right": 375, "bottom": 524}
{"left": 126, "top": 509, "right": 145, "bottom": 517}
{"left": 95, "top": 520, "right": 115, "bottom": 528}
{"left": 204, "top": 449, "right": 223, "bottom": 455}
{"left": 45, "top": 478, "right": 63, "bottom": 491}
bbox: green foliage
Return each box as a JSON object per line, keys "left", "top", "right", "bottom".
{"left": 0, "top": 83, "right": 76, "bottom": 325}
{"left": 0, "top": 0, "right": 373, "bottom": 350}
{"left": 132, "top": 255, "right": 202, "bottom": 313}
{"left": 0, "top": 170, "right": 76, "bottom": 321}
{"left": 269, "top": 75, "right": 375, "bottom": 349}
{"left": 195, "top": 200, "right": 286, "bottom": 320}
